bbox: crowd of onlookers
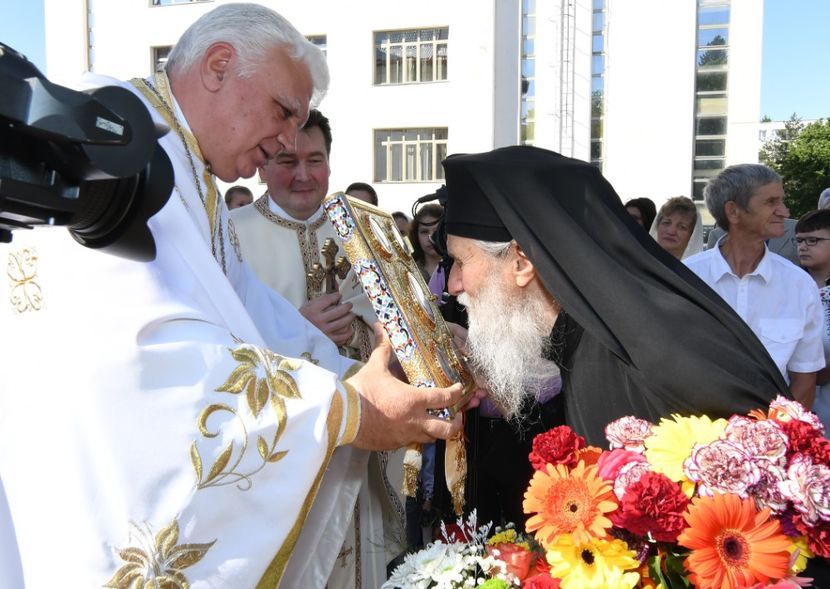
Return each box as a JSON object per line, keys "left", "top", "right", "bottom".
{"left": 626, "top": 176, "right": 830, "bottom": 433}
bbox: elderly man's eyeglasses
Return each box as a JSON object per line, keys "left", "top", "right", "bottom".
{"left": 793, "top": 236, "right": 830, "bottom": 247}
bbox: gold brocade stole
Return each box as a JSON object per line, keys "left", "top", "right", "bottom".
{"left": 130, "top": 73, "right": 224, "bottom": 269}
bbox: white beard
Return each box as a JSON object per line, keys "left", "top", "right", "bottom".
{"left": 458, "top": 277, "right": 560, "bottom": 419}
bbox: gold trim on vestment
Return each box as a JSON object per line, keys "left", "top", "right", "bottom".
{"left": 130, "top": 74, "right": 240, "bottom": 271}
{"left": 341, "top": 381, "right": 362, "bottom": 447}
{"left": 342, "top": 361, "right": 364, "bottom": 382}
{"left": 256, "top": 389, "right": 344, "bottom": 588}
{"left": 252, "top": 194, "right": 328, "bottom": 300}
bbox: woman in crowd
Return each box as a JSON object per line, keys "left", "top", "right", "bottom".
{"left": 624, "top": 197, "right": 656, "bottom": 230}
{"left": 410, "top": 203, "right": 444, "bottom": 281}
{"left": 650, "top": 196, "right": 704, "bottom": 259}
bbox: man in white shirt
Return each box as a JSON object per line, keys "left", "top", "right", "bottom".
{"left": 685, "top": 163, "right": 824, "bottom": 407}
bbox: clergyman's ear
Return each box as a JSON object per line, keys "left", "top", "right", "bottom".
{"left": 201, "top": 42, "right": 234, "bottom": 92}
{"left": 513, "top": 243, "right": 536, "bottom": 288}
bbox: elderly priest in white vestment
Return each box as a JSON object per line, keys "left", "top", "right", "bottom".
{"left": 0, "top": 4, "right": 465, "bottom": 588}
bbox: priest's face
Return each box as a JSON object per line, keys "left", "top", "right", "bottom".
{"left": 258, "top": 125, "right": 330, "bottom": 221}
{"left": 197, "top": 43, "right": 313, "bottom": 182}
{"left": 446, "top": 235, "right": 560, "bottom": 418}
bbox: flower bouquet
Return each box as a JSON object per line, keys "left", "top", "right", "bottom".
{"left": 522, "top": 395, "right": 830, "bottom": 588}
{"left": 386, "top": 396, "right": 830, "bottom": 588}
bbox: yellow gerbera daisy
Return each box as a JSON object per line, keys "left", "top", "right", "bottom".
{"left": 644, "top": 414, "right": 727, "bottom": 482}
{"left": 546, "top": 534, "right": 640, "bottom": 589}
{"left": 523, "top": 461, "right": 617, "bottom": 547}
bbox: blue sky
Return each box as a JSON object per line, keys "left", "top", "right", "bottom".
{"left": 0, "top": 0, "right": 827, "bottom": 122}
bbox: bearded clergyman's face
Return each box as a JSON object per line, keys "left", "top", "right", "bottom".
{"left": 446, "top": 235, "right": 560, "bottom": 418}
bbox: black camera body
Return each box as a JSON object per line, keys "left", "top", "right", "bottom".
{"left": 0, "top": 42, "right": 172, "bottom": 261}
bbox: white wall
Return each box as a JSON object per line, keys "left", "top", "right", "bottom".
{"left": 601, "top": 0, "right": 698, "bottom": 205}
{"left": 725, "top": 0, "right": 764, "bottom": 166}
{"left": 41, "top": 0, "right": 765, "bottom": 214}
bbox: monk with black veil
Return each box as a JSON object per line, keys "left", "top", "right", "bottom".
{"left": 432, "top": 145, "right": 830, "bottom": 583}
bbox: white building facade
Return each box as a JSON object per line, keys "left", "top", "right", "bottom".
{"left": 42, "top": 0, "right": 763, "bottom": 215}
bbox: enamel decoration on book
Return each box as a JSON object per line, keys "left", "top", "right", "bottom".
{"left": 322, "top": 191, "right": 475, "bottom": 416}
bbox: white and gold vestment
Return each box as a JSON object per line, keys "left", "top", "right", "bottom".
{"left": 0, "top": 73, "right": 367, "bottom": 588}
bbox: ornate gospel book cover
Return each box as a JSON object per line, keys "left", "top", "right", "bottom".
{"left": 321, "top": 191, "right": 474, "bottom": 417}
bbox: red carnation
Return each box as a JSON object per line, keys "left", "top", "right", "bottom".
{"left": 780, "top": 419, "right": 830, "bottom": 465}
{"left": 522, "top": 573, "right": 560, "bottom": 589}
{"left": 794, "top": 514, "right": 830, "bottom": 558}
{"left": 611, "top": 471, "right": 689, "bottom": 542}
{"left": 529, "top": 426, "right": 586, "bottom": 471}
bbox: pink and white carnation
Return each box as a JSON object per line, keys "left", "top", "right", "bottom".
{"left": 748, "top": 460, "right": 790, "bottom": 514}
{"left": 725, "top": 415, "right": 789, "bottom": 465}
{"left": 613, "top": 459, "right": 652, "bottom": 501}
{"left": 781, "top": 454, "right": 830, "bottom": 525}
{"left": 596, "top": 448, "right": 647, "bottom": 482}
{"left": 769, "top": 395, "right": 825, "bottom": 435}
{"left": 605, "top": 416, "right": 653, "bottom": 452}
{"left": 684, "top": 439, "right": 760, "bottom": 498}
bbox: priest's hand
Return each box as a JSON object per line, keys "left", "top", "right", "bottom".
{"left": 299, "top": 292, "right": 356, "bottom": 346}
{"left": 346, "top": 325, "right": 465, "bottom": 450}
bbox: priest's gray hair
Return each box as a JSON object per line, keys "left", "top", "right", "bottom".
{"left": 165, "top": 3, "right": 329, "bottom": 106}
{"left": 475, "top": 240, "right": 513, "bottom": 258}
{"left": 704, "top": 164, "right": 780, "bottom": 232}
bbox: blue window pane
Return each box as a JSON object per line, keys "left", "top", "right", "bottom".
{"left": 592, "top": 34, "right": 604, "bottom": 53}
{"left": 592, "top": 55, "right": 605, "bottom": 73}
{"left": 592, "top": 12, "right": 604, "bottom": 32}
{"left": 698, "top": 6, "right": 729, "bottom": 26}
{"left": 698, "top": 28, "right": 728, "bottom": 47}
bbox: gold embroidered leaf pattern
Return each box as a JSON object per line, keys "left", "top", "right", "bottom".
{"left": 155, "top": 520, "right": 180, "bottom": 558}
{"left": 256, "top": 436, "right": 269, "bottom": 460}
{"left": 116, "top": 547, "right": 147, "bottom": 564}
{"left": 268, "top": 450, "right": 288, "bottom": 463}
{"left": 216, "top": 364, "right": 251, "bottom": 394}
{"left": 190, "top": 342, "right": 306, "bottom": 490}
{"left": 189, "top": 442, "right": 202, "bottom": 483}
{"left": 7, "top": 248, "right": 43, "bottom": 314}
{"left": 204, "top": 443, "right": 233, "bottom": 485}
{"left": 104, "top": 519, "right": 215, "bottom": 589}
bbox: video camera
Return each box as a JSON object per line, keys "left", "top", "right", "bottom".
{"left": 0, "top": 42, "right": 172, "bottom": 261}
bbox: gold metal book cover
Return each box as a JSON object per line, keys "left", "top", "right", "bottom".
{"left": 322, "top": 191, "right": 474, "bottom": 416}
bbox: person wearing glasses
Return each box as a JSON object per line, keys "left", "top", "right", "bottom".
{"left": 795, "top": 209, "right": 830, "bottom": 429}
{"left": 685, "top": 164, "right": 824, "bottom": 407}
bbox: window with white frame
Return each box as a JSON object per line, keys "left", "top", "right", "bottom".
{"left": 374, "top": 28, "right": 448, "bottom": 85}
{"left": 152, "top": 46, "right": 172, "bottom": 73}
{"left": 692, "top": 0, "right": 730, "bottom": 200}
{"left": 374, "top": 128, "right": 448, "bottom": 182}
{"left": 306, "top": 35, "right": 327, "bottom": 57}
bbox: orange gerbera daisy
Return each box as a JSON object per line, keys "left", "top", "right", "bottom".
{"left": 677, "top": 493, "right": 792, "bottom": 589}
{"left": 523, "top": 460, "right": 617, "bottom": 547}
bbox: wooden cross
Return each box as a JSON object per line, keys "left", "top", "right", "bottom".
{"left": 307, "top": 238, "right": 351, "bottom": 294}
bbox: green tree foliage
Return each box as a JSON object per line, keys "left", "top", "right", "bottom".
{"left": 760, "top": 115, "right": 830, "bottom": 219}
